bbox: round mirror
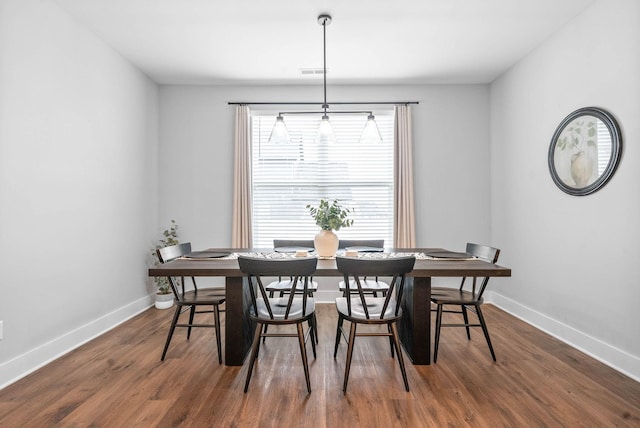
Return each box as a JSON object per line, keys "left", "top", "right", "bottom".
{"left": 548, "top": 107, "right": 622, "bottom": 196}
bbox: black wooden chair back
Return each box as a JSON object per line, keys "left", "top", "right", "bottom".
{"left": 338, "top": 239, "right": 384, "bottom": 249}
{"left": 157, "top": 242, "right": 196, "bottom": 300}
{"left": 273, "top": 239, "right": 315, "bottom": 249}
{"left": 238, "top": 256, "right": 317, "bottom": 321}
{"left": 157, "top": 242, "right": 191, "bottom": 263}
{"left": 336, "top": 255, "right": 415, "bottom": 320}
{"left": 459, "top": 243, "right": 501, "bottom": 299}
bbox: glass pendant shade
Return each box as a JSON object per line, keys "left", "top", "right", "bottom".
{"left": 359, "top": 114, "right": 383, "bottom": 144}
{"left": 316, "top": 115, "right": 336, "bottom": 144}
{"left": 268, "top": 115, "right": 291, "bottom": 144}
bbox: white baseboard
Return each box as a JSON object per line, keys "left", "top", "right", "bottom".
{"left": 0, "top": 295, "right": 154, "bottom": 389}
{"left": 486, "top": 291, "right": 640, "bottom": 382}
{"left": 315, "top": 289, "right": 342, "bottom": 303}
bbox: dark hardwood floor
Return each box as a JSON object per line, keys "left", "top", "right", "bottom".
{"left": 0, "top": 303, "right": 638, "bottom": 427}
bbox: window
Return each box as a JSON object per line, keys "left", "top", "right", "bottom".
{"left": 251, "top": 111, "right": 394, "bottom": 248}
{"left": 596, "top": 119, "right": 612, "bottom": 175}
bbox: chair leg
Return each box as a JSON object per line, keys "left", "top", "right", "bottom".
{"left": 262, "top": 324, "right": 268, "bottom": 343}
{"left": 343, "top": 322, "right": 357, "bottom": 393}
{"left": 308, "top": 313, "right": 318, "bottom": 345}
{"left": 296, "top": 322, "right": 312, "bottom": 393}
{"left": 434, "top": 304, "right": 444, "bottom": 363}
{"left": 244, "top": 322, "right": 263, "bottom": 393}
{"left": 461, "top": 305, "right": 471, "bottom": 340}
{"left": 161, "top": 305, "right": 182, "bottom": 361}
{"left": 334, "top": 315, "right": 344, "bottom": 358}
{"left": 308, "top": 318, "right": 317, "bottom": 359}
{"left": 388, "top": 324, "right": 395, "bottom": 358}
{"left": 213, "top": 304, "right": 222, "bottom": 364}
{"left": 390, "top": 322, "right": 409, "bottom": 391}
{"left": 187, "top": 306, "right": 196, "bottom": 339}
{"left": 475, "top": 305, "right": 496, "bottom": 361}
{"left": 255, "top": 328, "right": 263, "bottom": 359}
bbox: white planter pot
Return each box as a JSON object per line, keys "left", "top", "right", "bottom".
{"left": 314, "top": 229, "right": 339, "bottom": 258}
{"left": 155, "top": 293, "right": 174, "bottom": 309}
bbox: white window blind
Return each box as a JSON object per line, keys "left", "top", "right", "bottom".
{"left": 596, "top": 120, "right": 612, "bottom": 174}
{"left": 251, "top": 112, "right": 394, "bottom": 248}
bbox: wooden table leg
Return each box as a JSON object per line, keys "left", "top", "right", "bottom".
{"left": 399, "top": 276, "right": 431, "bottom": 364}
{"left": 224, "top": 276, "right": 255, "bottom": 366}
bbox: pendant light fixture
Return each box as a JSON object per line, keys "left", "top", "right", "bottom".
{"left": 268, "top": 114, "right": 291, "bottom": 144}
{"left": 315, "top": 14, "right": 336, "bottom": 145}
{"left": 267, "top": 14, "right": 383, "bottom": 145}
{"left": 360, "top": 113, "right": 383, "bottom": 144}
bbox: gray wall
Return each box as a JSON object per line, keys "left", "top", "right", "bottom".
{"left": 489, "top": 0, "right": 640, "bottom": 380}
{"left": 158, "top": 84, "right": 492, "bottom": 295}
{"left": 0, "top": 0, "right": 159, "bottom": 387}
{"left": 158, "top": 84, "right": 492, "bottom": 252}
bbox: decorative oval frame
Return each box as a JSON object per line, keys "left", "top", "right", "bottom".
{"left": 548, "top": 107, "right": 622, "bottom": 196}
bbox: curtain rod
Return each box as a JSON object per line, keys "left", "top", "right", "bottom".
{"left": 227, "top": 101, "right": 418, "bottom": 106}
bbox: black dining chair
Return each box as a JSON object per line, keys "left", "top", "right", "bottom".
{"left": 238, "top": 255, "right": 318, "bottom": 393}
{"left": 333, "top": 255, "right": 416, "bottom": 393}
{"left": 267, "top": 239, "right": 318, "bottom": 297}
{"left": 337, "top": 239, "right": 389, "bottom": 297}
{"left": 262, "top": 239, "right": 319, "bottom": 343}
{"left": 157, "top": 243, "right": 226, "bottom": 363}
{"left": 431, "top": 243, "right": 501, "bottom": 362}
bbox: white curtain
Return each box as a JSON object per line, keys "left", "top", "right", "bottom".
{"left": 393, "top": 105, "right": 416, "bottom": 248}
{"left": 232, "top": 105, "right": 252, "bottom": 248}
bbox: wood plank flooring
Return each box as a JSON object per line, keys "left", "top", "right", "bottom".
{"left": 0, "top": 303, "right": 639, "bottom": 427}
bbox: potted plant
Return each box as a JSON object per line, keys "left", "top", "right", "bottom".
{"left": 307, "top": 199, "right": 353, "bottom": 257}
{"left": 151, "top": 220, "right": 179, "bottom": 309}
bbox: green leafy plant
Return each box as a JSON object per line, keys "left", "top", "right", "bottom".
{"left": 306, "top": 199, "right": 354, "bottom": 231}
{"left": 557, "top": 119, "right": 597, "bottom": 152}
{"left": 150, "top": 220, "right": 179, "bottom": 294}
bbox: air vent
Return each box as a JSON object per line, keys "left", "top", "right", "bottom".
{"left": 299, "top": 68, "right": 328, "bottom": 75}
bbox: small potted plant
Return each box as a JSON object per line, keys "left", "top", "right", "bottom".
{"left": 150, "top": 220, "right": 179, "bottom": 309}
{"left": 307, "top": 199, "right": 353, "bottom": 257}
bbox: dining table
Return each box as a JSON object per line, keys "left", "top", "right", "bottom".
{"left": 148, "top": 248, "right": 511, "bottom": 366}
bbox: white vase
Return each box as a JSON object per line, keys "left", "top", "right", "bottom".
{"left": 314, "top": 229, "right": 339, "bottom": 258}
{"left": 570, "top": 150, "right": 595, "bottom": 187}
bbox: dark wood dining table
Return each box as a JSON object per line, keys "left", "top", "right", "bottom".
{"left": 148, "top": 248, "right": 511, "bottom": 366}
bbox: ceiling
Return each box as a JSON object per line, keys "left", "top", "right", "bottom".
{"left": 53, "top": 0, "right": 595, "bottom": 86}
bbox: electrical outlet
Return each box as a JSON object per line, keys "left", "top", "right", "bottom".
{"left": 0, "top": 320, "right": 3, "bottom": 340}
